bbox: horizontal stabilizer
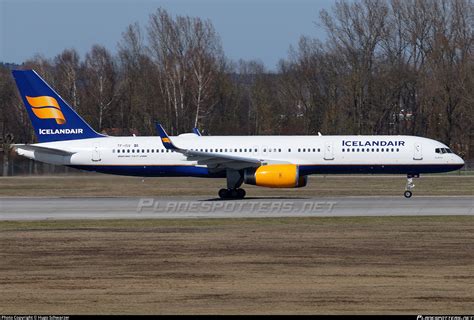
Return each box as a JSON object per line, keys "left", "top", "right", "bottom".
{"left": 12, "top": 144, "right": 76, "bottom": 156}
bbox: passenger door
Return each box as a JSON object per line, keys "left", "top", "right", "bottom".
{"left": 413, "top": 142, "right": 423, "bottom": 160}
{"left": 324, "top": 142, "right": 334, "bottom": 160}
{"left": 92, "top": 142, "right": 101, "bottom": 162}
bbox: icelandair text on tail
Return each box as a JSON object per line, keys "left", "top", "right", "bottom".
{"left": 39, "top": 128, "right": 83, "bottom": 135}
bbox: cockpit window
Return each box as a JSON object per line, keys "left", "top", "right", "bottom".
{"left": 435, "top": 148, "right": 453, "bottom": 154}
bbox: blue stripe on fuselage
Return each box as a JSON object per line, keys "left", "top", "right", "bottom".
{"left": 69, "top": 163, "right": 462, "bottom": 177}
{"left": 298, "top": 164, "right": 463, "bottom": 175}
{"left": 68, "top": 165, "right": 225, "bottom": 177}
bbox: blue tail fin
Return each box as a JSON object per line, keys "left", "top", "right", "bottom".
{"left": 12, "top": 70, "right": 105, "bottom": 143}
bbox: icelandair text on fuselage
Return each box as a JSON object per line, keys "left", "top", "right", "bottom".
{"left": 342, "top": 140, "right": 405, "bottom": 147}
{"left": 39, "top": 128, "right": 83, "bottom": 135}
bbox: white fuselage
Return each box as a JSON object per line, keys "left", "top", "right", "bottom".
{"left": 15, "top": 134, "right": 465, "bottom": 177}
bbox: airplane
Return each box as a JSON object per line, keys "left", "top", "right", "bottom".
{"left": 11, "top": 70, "right": 465, "bottom": 199}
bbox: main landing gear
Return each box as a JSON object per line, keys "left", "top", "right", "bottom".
{"left": 218, "top": 169, "right": 246, "bottom": 199}
{"left": 404, "top": 174, "right": 419, "bottom": 198}
{"left": 218, "top": 188, "right": 246, "bottom": 199}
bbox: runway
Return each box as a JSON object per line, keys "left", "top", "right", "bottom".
{"left": 0, "top": 196, "right": 473, "bottom": 220}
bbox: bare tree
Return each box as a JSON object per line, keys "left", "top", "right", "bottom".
{"left": 83, "top": 45, "right": 117, "bottom": 131}
{"left": 54, "top": 49, "right": 82, "bottom": 110}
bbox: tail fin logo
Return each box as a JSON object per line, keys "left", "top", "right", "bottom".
{"left": 26, "top": 96, "right": 66, "bottom": 125}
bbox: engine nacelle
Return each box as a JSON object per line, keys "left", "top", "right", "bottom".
{"left": 244, "top": 164, "right": 307, "bottom": 188}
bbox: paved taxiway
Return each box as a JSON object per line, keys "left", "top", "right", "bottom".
{"left": 0, "top": 196, "right": 473, "bottom": 220}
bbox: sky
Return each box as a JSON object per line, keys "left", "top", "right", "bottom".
{"left": 1, "top": 0, "right": 333, "bottom": 70}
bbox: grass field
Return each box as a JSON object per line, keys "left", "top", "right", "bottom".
{"left": 0, "top": 216, "right": 473, "bottom": 314}
{"left": 0, "top": 174, "right": 473, "bottom": 197}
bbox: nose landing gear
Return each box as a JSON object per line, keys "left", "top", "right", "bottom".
{"left": 404, "top": 174, "right": 419, "bottom": 198}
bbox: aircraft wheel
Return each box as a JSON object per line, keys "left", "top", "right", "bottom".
{"left": 404, "top": 191, "right": 412, "bottom": 198}
{"left": 218, "top": 188, "right": 229, "bottom": 199}
{"left": 237, "top": 188, "right": 246, "bottom": 199}
{"left": 230, "top": 189, "right": 239, "bottom": 199}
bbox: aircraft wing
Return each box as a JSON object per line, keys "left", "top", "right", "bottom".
{"left": 156, "top": 123, "right": 281, "bottom": 170}
{"left": 12, "top": 144, "right": 76, "bottom": 156}
{"left": 181, "top": 149, "right": 262, "bottom": 170}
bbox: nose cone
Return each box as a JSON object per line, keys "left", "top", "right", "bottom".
{"left": 453, "top": 155, "right": 465, "bottom": 169}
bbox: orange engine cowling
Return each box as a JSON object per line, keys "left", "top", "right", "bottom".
{"left": 244, "top": 164, "right": 308, "bottom": 188}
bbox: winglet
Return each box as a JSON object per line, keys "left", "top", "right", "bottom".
{"left": 192, "top": 127, "right": 202, "bottom": 136}
{"left": 156, "top": 123, "right": 178, "bottom": 150}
